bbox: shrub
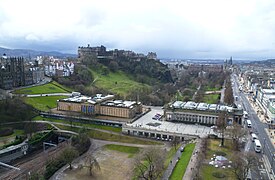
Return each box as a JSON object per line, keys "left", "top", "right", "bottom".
{"left": 215, "top": 151, "right": 227, "bottom": 156}
{"left": 2, "top": 135, "right": 26, "bottom": 149}
{"left": 0, "top": 127, "right": 13, "bottom": 137}
{"left": 71, "top": 132, "right": 91, "bottom": 155}
{"left": 44, "top": 156, "right": 66, "bottom": 179}
{"left": 212, "top": 172, "right": 226, "bottom": 178}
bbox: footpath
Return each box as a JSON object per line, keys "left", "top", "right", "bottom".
{"left": 162, "top": 138, "right": 202, "bottom": 180}
{"left": 182, "top": 138, "right": 202, "bottom": 180}
{"left": 162, "top": 143, "right": 185, "bottom": 180}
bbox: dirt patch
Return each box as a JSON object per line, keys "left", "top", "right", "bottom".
{"left": 62, "top": 149, "right": 135, "bottom": 180}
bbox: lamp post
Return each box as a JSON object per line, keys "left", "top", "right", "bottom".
{"left": 263, "top": 138, "right": 266, "bottom": 154}
{"left": 271, "top": 153, "right": 275, "bottom": 175}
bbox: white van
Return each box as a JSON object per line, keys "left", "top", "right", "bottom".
{"left": 251, "top": 133, "right": 258, "bottom": 142}
{"left": 243, "top": 111, "right": 248, "bottom": 119}
{"left": 254, "top": 139, "right": 262, "bottom": 153}
{"left": 247, "top": 120, "right": 252, "bottom": 128}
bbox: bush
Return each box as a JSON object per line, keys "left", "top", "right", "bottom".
{"left": 29, "top": 131, "right": 53, "bottom": 145}
{"left": 0, "top": 127, "right": 13, "bottom": 137}
{"left": 212, "top": 172, "right": 226, "bottom": 178}
{"left": 44, "top": 156, "right": 66, "bottom": 179}
{"left": 2, "top": 135, "right": 26, "bottom": 149}
{"left": 215, "top": 151, "right": 227, "bottom": 156}
{"left": 71, "top": 132, "right": 91, "bottom": 155}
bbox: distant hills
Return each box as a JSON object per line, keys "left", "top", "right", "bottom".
{"left": 0, "top": 47, "right": 77, "bottom": 59}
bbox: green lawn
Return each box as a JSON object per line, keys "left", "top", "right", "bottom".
{"left": 201, "top": 139, "right": 235, "bottom": 179}
{"left": 32, "top": 116, "right": 122, "bottom": 133}
{"left": 14, "top": 81, "right": 71, "bottom": 94}
{"left": 104, "top": 144, "right": 140, "bottom": 158}
{"left": 205, "top": 86, "right": 221, "bottom": 91}
{"left": 55, "top": 124, "right": 162, "bottom": 145}
{"left": 169, "top": 143, "right": 195, "bottom": 180}
{"left": 90, "top": 68, "right": 151, "bottom": 97}
{"left": 0, "top": 129, "right": 24, "bottom": 138}
{"left": 206, "top": 139, "right": 233, "bottom": 160}
{"left": 201, "top": 165, "right": 235, "bottom": 180}
{"left": 23, "top": 96, "right": 66, "bottom": 112}
{"left": 203, "top": 94, "right": 220, "bottom": 104}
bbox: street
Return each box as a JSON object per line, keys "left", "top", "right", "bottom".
{"left": 232, "top": 74, "right": 274, "bottom": 180}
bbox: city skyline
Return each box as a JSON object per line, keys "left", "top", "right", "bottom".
{"left": 1, "top": 0, "right": 275, "bottom": 60}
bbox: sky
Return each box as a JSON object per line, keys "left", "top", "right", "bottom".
{"left": 0, "top": 0, "right": 275, "bottom": 60}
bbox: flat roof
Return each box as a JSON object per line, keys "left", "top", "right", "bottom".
{"left": 101, "top": 100, "right": 138, "bottom": 108}
{"left": 58, "top": 94, "right": 115, "bottom": 104}
{"left": 169, "top": 101, "right": 241, "bottom": 113}
{"left": 0, "top": 142, "right": 28, "bottom": 154}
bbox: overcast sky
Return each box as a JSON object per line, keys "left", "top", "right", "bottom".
{"left": 1, "top": 0, "right": 275, "bottom": 60}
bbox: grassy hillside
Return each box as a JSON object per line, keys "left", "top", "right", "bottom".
{"left": 14, "top": 81, "right": 71, "bottom": 94}
{"left": 90, "top": 67, "right": 151, "bottom": 97}
{"left": 23, "top": 96, "right": 67, "bottom": 112}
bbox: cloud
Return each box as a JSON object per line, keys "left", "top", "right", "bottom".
{"left": 0, "top": 0, "right": 275, "bottom": 59}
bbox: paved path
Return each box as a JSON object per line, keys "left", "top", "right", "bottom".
{"left": 162, "top": 139, "right": 202, "bottom": 180}
{"left": 182, "top": 139, "right": 202, "bottom": 180}
{"left": 162, "top": 144, "right": 185, "bottom": 180}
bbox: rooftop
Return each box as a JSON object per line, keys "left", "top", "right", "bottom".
{"left": 169, "top": 101, "right": 242, "bottom": 114}
{"left": 58, "top": 93, "right": 114, "bottom": 104}
{"left": 101, "top": 100, "right": 140, "bottom": 108}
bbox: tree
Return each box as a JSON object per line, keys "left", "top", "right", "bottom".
{"left": 109, "top": 60, "right": 119, "bottom": 72}
{"left": 228, "top": 123, "right": 247, "bottom": 151}
{"left": 171, "top": 136, "right": 181, "bottom": 150}
{"left": 216, "top": 112, "right": 228, "bottom": 147}
{"left": 224, "top": 78, "right": 234, "bottom": 105}
{"left": 134, "top": 147, "right": 166, "bottom": 180}
{"left": 101, "top": 66, "right": 109, "bottom": 75}
{"left": 61, "top": 146, "right": 79, "bottom": 170}
{"left": 83, "top": 153, "right": 101, "bottom": 176}
{"left": 231, "top": 152, "right": 258, "bottom": 180}
{"left": 24, "top": 122, "right": 37, "bottom": 138}
{"left": 71, "top": 131, "right": 91, "bottom": 155}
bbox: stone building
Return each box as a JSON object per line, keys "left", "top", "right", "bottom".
{"left": 0, "top": 56, "right": 44, "bottom": 89}
{"left": 164, "top": 101, "right": 243, "bottom": 126}
{"left": 57, "top": 93, "right": 142, "bottom": 119}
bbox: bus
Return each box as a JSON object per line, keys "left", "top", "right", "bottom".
{"left": 251, "top": 133, "right": 258, "bottom": 142}
{"left": 254, "top": 139, "right": 262, "bottom": 153}
{"left": 246, "top": 120, "right": 252, "bottom": 128}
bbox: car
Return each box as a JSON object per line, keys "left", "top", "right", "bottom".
{"left": 180, "top": 146, "right": 185, "bottom": 152}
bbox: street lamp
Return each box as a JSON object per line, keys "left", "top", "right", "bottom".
{"left": 263, "top": 138, "right": 266, "bottom": 154}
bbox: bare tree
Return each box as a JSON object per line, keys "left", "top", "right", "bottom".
{"left": 216, "top": 112, "right": 228, "bottom": 147}
{"left": 224, "top": 77, "right": 234, "bottom": 105}
{"left": 83, "top": 154, "right": 101, "bottom": 176}
{"left": 24, "top": 122, "right": 37, "bottom": 138}
{"left": 171, "top": 136, "right": 181, "bottom": 150}
{"left": 61, "top": 146, "right": 79, "bottom": 170}
{"left": 231, "top": 152, "right": 258, "bottom": 180}
{"left": 228, "top": 123, "right": 247, "bottom": 151}
{"left": 134, "top": 147, "right": 166, "bottom": 180}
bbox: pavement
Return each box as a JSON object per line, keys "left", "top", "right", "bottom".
{"left": 128, "top": 107, "right": 213, "bottom": 138}
{"left": 162, "top": 143, "right": 185, "bottom": 180}
{"left": 182, "top": 138, "right": 202, "bottom": 180}
{"left": 161, "top": 139, "right": 202, "bottom": 180}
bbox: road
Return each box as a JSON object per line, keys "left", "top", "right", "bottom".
{"left": 232, "top": 74, "right": 274, "bottom": 180}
